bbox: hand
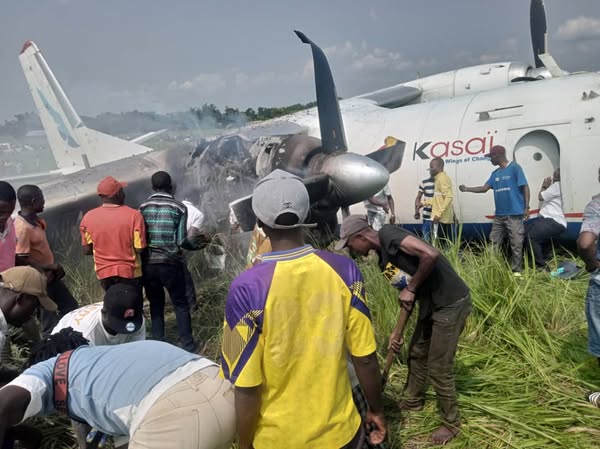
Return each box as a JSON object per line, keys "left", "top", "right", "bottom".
{"left": 541, "top": 177, "right": 552, "bottom": 189}
{"left": 459, "top": 184, "right": 467, "bottom": 192}
{"left": 388, "top": 330, "right": 405, "bottom": 353}
{"left": 53, "top": 264, "right": 66, "bottom": 280}
{"left": 414, "top": 212, "right": 420, "bottom": 220}
{"left": 433, "top": 216, "right": 440, "bottom": 224}
{"left": 389, "top": 214, "right": 396, "bottom": 224}
{"left": 383, "top": 206, "right": 389, "bottom": 214}
{"left": 524, "top": 207, "right": 530, "bottom": 220}
{"left": 398, "top": 289, "right": 415, "bottom": 311}
{"left": 365, "top": 410, "right": 387, "bottom": 445}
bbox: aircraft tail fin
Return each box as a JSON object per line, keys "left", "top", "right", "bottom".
{"left": 19, "top": 41, "right": 151, "bottom": 170}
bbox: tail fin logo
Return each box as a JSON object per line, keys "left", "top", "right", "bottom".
{"left": 37, "top": 89, "right": 80, "bottom": 148}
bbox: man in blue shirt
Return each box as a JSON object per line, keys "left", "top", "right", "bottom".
{"left": 0, "top": 329, "right": 235, "bottom": 449}
{"left": 459, "top": 145, "right": 530, "bottom": 274}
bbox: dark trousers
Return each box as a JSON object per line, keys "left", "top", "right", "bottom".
{"left": 40, "top": 279, "right": 78, "bottom": 337}
{"left": 525, "top": 217, "right": 565, "bottom": 267}
{"left": 143, "top": 263, "right": 195, "bottom": 352}
{"left": 403, "top": 295, "right": 472, "bottom": 426}
{"left": 340, "top": 424, "right": 366, "bottom": 449}
{"left": 183, "top": 264, "right": 198, "bottom": 310}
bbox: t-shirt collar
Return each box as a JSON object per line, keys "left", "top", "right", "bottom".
{"left": 260, "top": 244, "right": 315, "bottom": 262}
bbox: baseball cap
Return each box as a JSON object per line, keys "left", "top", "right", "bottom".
{"left": 97, "top": 176, "right": 128, "bottom": 197}
{"left": 252, "top": 169, "right": 316, "bottom": 229}
{"left": 335, "top": 215, "right": 371, "bottom": 250}
{"left": 485, "top": 145, "right": 506, "bottom": 158}
{"left": 102, "top": 283, "right": 143, "bottom": 334}
{"left": 0, "top": 266, "right": 57, "bottom": 312}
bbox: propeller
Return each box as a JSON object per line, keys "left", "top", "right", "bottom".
{"left": 530, "top": 0, "right": 548, "bottom": 69}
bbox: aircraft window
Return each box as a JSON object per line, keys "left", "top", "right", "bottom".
{"left": 533, "top": 152, "right": 542, "bottom": 161}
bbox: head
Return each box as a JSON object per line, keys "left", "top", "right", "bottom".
{"left": 25, "top": 327, "right": 90, "bottom": 368}
{"left": 429, "top": 158, "right": 444, "bottom": 177}
{"left": 97, "top": 176, "right": 127, "bottom": 205}
{"left": 151, "top": 171, "right": 174, "bottom": 194}
{"left": 251, "top": 169, "right": 314, "bottom": 243}
{"left": 0, "top": 181, "right": 16, "bottom": 232}
{"left": 335, "top": 215, "right": 380, "bottom": 256}
{"left": 17, "top": 185, "right": 44, "bottom": 213}
{"left": 487, "top": 145, "right": 507, "bottom": 167}
{"left": 552, "top": 168, "right": 560, "bottom": 182}
{"left": 0, "top": 266, "right": 57, "bottom": 326}
{"left": 101, "top": 283, "right": 144, "bottom": 336}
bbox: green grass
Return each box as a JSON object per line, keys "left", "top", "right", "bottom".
{"left": 7, "top": 238, "right": 600, "bottom": 449}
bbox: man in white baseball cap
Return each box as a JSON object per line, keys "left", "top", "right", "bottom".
{"left": 221, "top": 169, "right": 386, "bottom": 449}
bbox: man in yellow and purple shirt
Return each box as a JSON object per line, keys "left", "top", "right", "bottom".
{"left": 220, "top": 169, "right": 386, "bottom": 449}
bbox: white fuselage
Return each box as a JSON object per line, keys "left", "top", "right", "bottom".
{"left": 283, "top": 71, "right": 600, "bottom": 239}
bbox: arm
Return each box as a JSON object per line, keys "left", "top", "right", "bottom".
{"left": 0, "top": 386, "right": 31, "bottom": 446}
{"left": 522, "top": 184, "right": 530, "bottom": 218}
{"left": 414, "top": 191, "right": 424, "bottom": 219}
{"left": 397, "top": 235, "right": 439, "bottom": 307}
{"left": 538, "top": 177, "right": 552, "bottom": 202}
{"left": 351, "top": 353, "right": 386, "bottom": 445}
{"left": 436, "top": 175, "right": 454, "bottom": 218}
{"left": 234, "top": 386, "right": 261, "bottom": 449}
{"left": 578, "top": 232, "right": 599, "bottom": 272}
{"left": 459, "top": 184, "right": 491, "bottom": 193}
{"left": 387, "top": 195, "right": 396, "bottom": 224}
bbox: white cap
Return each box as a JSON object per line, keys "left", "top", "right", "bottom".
{"left": 252, "top": 169, "right": 316, "bottom": 229}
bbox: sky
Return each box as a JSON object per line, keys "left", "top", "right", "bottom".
{"left": 1, "top": 0, "right": 600, "bottom": 122}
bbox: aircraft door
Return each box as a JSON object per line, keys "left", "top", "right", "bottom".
{"left": 511, "top": 130, "right": 560, "bottom": 214}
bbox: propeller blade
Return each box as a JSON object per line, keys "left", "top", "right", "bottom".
{"left": 530, "top": 0, "right": 548, "bottom": 68}
{"left": 295, "top": 30, "right": 347, "bottom": 154}
{"left": 365, "top": 137, "right": 406, "bottom": 174}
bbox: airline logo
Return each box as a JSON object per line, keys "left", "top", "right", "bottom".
{"left": 413, "top": 130, "right": 498, "bottom": 161}
{"left": 37, "top": 89, "right": 80, "bottom": 148}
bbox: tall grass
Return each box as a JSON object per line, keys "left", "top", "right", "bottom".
{"left": 9, "top": 237, "right": 600, "bottom": 448}
{"left": 362, "top": 241, "right": 599, "bottom": 448}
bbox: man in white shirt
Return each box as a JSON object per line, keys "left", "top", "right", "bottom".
{"left": 182, "top": 200, "right": 206, "bottom": 311}
{"left": 525, "top": 168, "right": 566, "bottom": 269}
{"left": 364, "top": 184, "right": 396, "bottom": 231}
{"left": 52, "top": 282, "right": 145, "bottom": 346}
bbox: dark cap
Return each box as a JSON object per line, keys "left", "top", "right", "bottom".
{"left": 335, "top": 215, "right": 371, "bottom": 250}
{"left": 485, "top": 145, "right": 506, "bottom": 158}
{"left": 102, "top": 283, "right": 143, "bottom": 334}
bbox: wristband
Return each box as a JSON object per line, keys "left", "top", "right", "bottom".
{"left": 406, "top": 285, "right": 417, "bottom": 294}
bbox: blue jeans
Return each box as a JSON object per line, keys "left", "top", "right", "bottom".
{"left": 422, "top": 220, "right": 432, "bottom": 242}
{"left": 586, "top": 273, "right": 600, "bottom": 357}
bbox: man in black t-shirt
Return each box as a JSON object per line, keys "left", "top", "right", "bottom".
{"left": 336, "top": 215, "right": 471, "bottom": 446}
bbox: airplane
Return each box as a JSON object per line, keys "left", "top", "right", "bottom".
{"left": 17, "top": 39, "right": 396, "bottom": 237}
{"left": 16, "top": 0, "right": 599, "bottom": 242}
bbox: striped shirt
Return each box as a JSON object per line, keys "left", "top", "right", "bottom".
{"left": 419, "top": 177, "right": 434, "bottom": 221}
{"left": 139, "top": 193, "right": 187, "bottom": 264}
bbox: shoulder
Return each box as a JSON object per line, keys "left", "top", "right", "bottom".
{"left": 379, "top": 224, "right": 410, "bottom": 243}
{"left": 584, "top": 195, "right": 600, "bottom": 218}
{"left": 314, "top": 250, "right": 363, "bottom": 285}
{"left": 228, "top": 263, "right": 277, "bottom": 301}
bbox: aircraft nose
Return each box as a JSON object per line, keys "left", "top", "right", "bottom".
{"left": 318, "top": 152, "right": 389, "bottom": 206}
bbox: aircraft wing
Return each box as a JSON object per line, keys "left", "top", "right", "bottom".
{"left": 130, "top": 129, "right": 167, "bottom": 144}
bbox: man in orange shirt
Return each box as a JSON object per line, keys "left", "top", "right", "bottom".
{"left": 80, "top": 176, "right": 146, "bottom": 295}
{"left": 15, "top": 185, "right": 78, "bottom": 335}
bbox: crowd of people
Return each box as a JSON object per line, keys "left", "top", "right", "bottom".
{"left": 0, "top": 142, "right": 598, "bottom": 449}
